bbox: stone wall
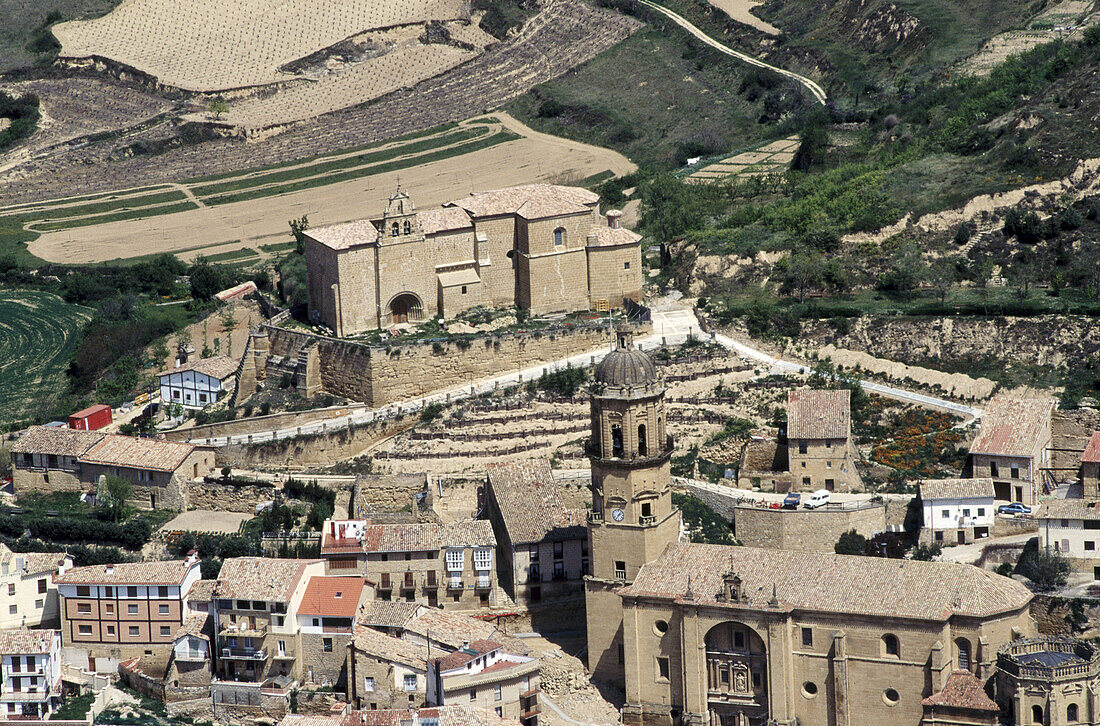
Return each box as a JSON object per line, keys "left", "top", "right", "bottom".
{"left": 260, "top": 322, "right": 641, "bottom": 408}
{"left": 215, "top": 416, "right": 415, "bottom": 470}
{"left": 165, "top": 404, "right": 371, "bottom": 442}
{"left": 731, "top": 503, "right": 887, "bottom": 553}
{"left": 353, "top": 474, "right": 429, "bottom": 516}
{"left": 187, "top": 480, "right": 278, "bottom": 513}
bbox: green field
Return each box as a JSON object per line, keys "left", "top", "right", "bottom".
{"left": 0, "top": 289, "right": 92, "bottom": 427}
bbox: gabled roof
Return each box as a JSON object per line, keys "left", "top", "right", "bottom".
{"left": 921, "top": 670, "right": 998, "bottom": 711}
{"left": 620, "top": 542, "right": 1032, "bottom": 622}
{"left": 80, "top": 435, "right": 198, "bottom": 473}
{"left": 1035, "top": 498, "right": 1100, "bottom": 521}
{"left": 57, "top": 559, "right": 196, "bottom": 586}
{"left": 11, "top": 425, "right": 105, "bottom": 457}
{"left": 787, "top": 389, "right": 850, "bottom": 440}
{"left": 298, "top": 576, "right": 366, "bottom": 618}
{"left": 1082, "top": 431, "right": 1100, "bottom": 463}
{"left": 0, "top": 629, "right": 58, "bottom": 655}
{"left": 214, "top": 557, "right": 318, "bottom": 602}
{"left": 305, "top": 219, "right": 379, "bottom": 251}
{"left": 419, "top": 207, "right": 474, "bottom": 235}
{"left": 446, "top": 184, "right": 598, "bottom": 220}
{"left": 0, "top": 544, "right": 69, "bottom": 576}
{"left": 173, "top": 613, "right": 211, "bottom": 643}
{"left": 969, "top": 396, "right": 1053, "bottom": 458}
{"left": 359, "top": 600, "right": 423, "bottom": 629}
{"left": 918, "top": 478, "right": 995, "bottom": 501}
{"left": 157, "top": 355, "right": 238, "bottom": 381}
{"left": 485, "top": 459, "right": 586, "bottom": 545}
{"left": 402, "top": 607, "right": 528, "bottom": 655}
{"left": 359, "top": 520, "right": 495, "bottom": 553}
{"left": 434, "top": 639, "right": 502, "bottom": 671}
{"left": 351, "top": 624, "right": 427, "bottom": 670}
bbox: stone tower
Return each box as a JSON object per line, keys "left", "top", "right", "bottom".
{"left": 379, "top": 186, "right": 422, "bottom": 242}
{"left": 585, "top": 329, "right": 680, "bottom": 684}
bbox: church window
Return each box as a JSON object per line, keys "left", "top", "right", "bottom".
{"left": 656, "top": 657, "right": 670, "bottom": 681}
{"left": 882, "top": 634, "right": 899, "bottom": 657}
{"left": 611, "top": 425, "right": 624, "bottom": 458}
{"left": 553, "top": 228, "right": 565, "bottom": 246}
{"left": 801, "top": 628, "right": 812, "bottom": 647}
{"left": 391, "top": 222, "right": 399, "bottom": 237}
{"left": 654, "top": 620, "right": 668, "bottom": 635}
{"left": 1069, "top": 703, "right": 1079, "bottom": 722}
{"left": 641, "top": 502, "right": 652, "bottom": 519}
{"left": 638, "top": 424, "right": 647, "bottom": 456}
{"left": 883, "top": 689, "right": 900, "bottom": 706}
{"left": 956, "top": 638, "right": 971, "bottom": 671}
{"left": 403, "top": 220, "right": 411, "bottom": 235}
{"left": 1031, "top": 706, "right": 1043, "bottom": 723}
{"left": 614, "top": 561, "right": 626, "bottom": 580}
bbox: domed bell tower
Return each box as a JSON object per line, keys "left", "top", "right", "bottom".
{"left": 585, "top": 329, "right": 680, "bottom": 683}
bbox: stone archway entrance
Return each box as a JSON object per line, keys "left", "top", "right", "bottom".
{"left": 389, "top": 293, "right": 423, "bottom": 324}
{"left": 704, "top": 621, "right": 769, "bottom": 726}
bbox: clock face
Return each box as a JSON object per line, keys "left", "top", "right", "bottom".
{"left": 612, "top": 508, "right": 625, "bottom": 522}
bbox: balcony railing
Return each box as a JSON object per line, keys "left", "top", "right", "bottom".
{"left": 271, "top": 650, "right": 296, "bottom": 660}
{"left": 175, "top": 650, "right": 206, "bottom": 662}
{"left": 475, "top": 577, "right": 492, "bottom": 589}
{"left": 551, "top": 572, "right": 567, "bottom": 582}
{"left": 1, "top": 689, "right": 52, "bottom": 702}
{"left": 639, "top": 515, "right": 656, "bottom": 526}
{"left": 446, "top": 579, "right": 463, "bottom": 590}
{"left": 587, "top": 511, "right": 603, "bottom": 523}
{"left": 219, "top": 621, "right": 268, "bottom": 637}
{"left": 221, "top": 647, "right": 266, "bottom": 660}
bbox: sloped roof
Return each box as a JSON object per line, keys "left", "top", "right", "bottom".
{"left": 280, "top": 706, "right": 522, "bottom": 726}
{"left": 305, "top": 219, "right": 378, "bottom": 251}
{"left": 1035, "top": 498, "right": 1100, "bottom": 521}
{"left": 351, "top": 624, "right": 427, "bottom": 670}
{"left": 437, "top": 267, "right": 481, "bottom": 288}
{"left": 921, "top": 670, "right": 998, "bottom": 711}
{"left": 359, "top": 600, "right": 423, "bottom": 629}
{"left": 157, "top": 355, "right": 238, "bottom": 381}
{"left": 620, "top": 542, "right": 1032, "bottom": 621}
{"left": 57, "top": 559, "right": 195, "bottom": 586}
{"left": 918, "top": 478, "right": 995, "bottom": 501}
{"left": 485, "top": 460, "right": 586, "bottom": 545}
{"left": 434, "top": 639, "right": 502, "bottom": 671}
{"left": 0, "top": 544, "right": 69, "bottom": 575}
{"left": 587, "top": 225, "right": 641, "bottom": 247}
{"left": 447, "top": 184, "right": 598, "bottom": 220}
{"left": 187, "top": 579, "right": 217, "bottom": 603}
{"left": 11, "top": 426, "right": 105, "bottom": 457}
{"left": 80, "top": 435, "right": 197, "bottom": 473}
{"left": 420, "top": 207, "right": 474, "bottom": 235}
{"left": 359, "top": 520, "right": 495, "bottom": 553}
{"left": 787, "top": 389, "right": 850, "bottom": 440}
{"left": 969, "top": 396, "right": 1053, "bottom": 458}
{"left": 0, "top": 629, "right": 57, "bottom": 655}
{"left": 214, "top": 557, "right": 318, "bottom": 602}
{"left": 173, "top": 613, "right": 211, "bottom": 643}
{"left": 298, "top": 576, "right": 366, "bottom": 618}
{"left": 1082, "top": 431, "right": 1100, "bottom": 463}
{"left": 403, "top": 607, "right": 528, "bottom": 655}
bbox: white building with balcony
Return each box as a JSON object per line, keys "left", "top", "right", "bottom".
{"left": 0, "top": 630, "right": 62, "bottom": 720}
{"left": 919, "top": 478, "right": 996, "bottom": 545}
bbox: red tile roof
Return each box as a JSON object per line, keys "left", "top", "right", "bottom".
{"left": 57, "top": 559, "right": 197, "bottom": 586}
{"left": 157, "top": 355, "right": 239, "bottom": 381}
{"left": 299, "top": 576, "right": 366, "bottom": 618}
{"left": 358, "top": 520, "right": 494, "bottom": 553}
{"left": 11, "top": 426, "right": 106, "bottom": 457}
{"left": 787, "top": 389, "right": 850, "bottom": 440}
{"left": 1082, "top": 431, "right": 1100, "bottom": 463}
{"left": 80, "top": 434, "right": 198, "bottom": 473}
{"left": 969, "top": 396, "right": 1053, "bottom": 458}
{"left": 433, "top": 639, "right": 502, "bottom": 671}
{"left": 921, "top": 670, "right": 998, "bottom": 711}
{"left": 485, "top": 459, "right": 586, "bottom": 544}
{"left": 447, "top": 184, "right": 597, "bottom": 220}
{"left": 214, "top": 557, "right": 319, "bottom": 602}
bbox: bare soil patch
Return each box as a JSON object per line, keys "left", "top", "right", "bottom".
{"left": 701, "top": 0, "right": 779, "bottom": 35}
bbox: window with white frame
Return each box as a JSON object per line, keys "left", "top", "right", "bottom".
{"left": 473, "top": 548, "right": 492, "bottom": 572}
{"left": 403, "top": 674, "right": 417, "bottom": 691}
{"left": 445, "top": 549, "right": 464, "bottom": 572}
{"left": 363, "top": 677, "right": 374, "bottom": 692}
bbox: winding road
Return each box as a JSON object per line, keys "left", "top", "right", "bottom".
{"left": 188, "top": 308, "right": 978, "bottom": 447}
{"left": 637, "top": 0, "right": 828, "bottom": 105}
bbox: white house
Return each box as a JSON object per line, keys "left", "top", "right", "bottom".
{"left": 1036, "top": 497, "right": 1100, "bottom": 579}
{"left": 0, "top": 630, "right": 62, "bottom": 721}
{"left": 157, "top": 356, "right": 239, "bottom": 410}
{"left": 0, "top": 545, "right": 72, "bottom": 630}
{"left": 919, "top": 478, "right": 996, "bottom": 545}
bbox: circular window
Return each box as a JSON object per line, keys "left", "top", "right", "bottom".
{"left": 801, "top": 682, "right": 818, "bottom": 699}
{"left": 654, "top": 620, "right": 669, "bottom": 635}
{"left": 883, "top": 689, "right": 900, "bottom": 706}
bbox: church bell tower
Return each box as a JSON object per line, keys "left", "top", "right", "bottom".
{"left": 585, "top": 329, "right": 680, "bottom": 683}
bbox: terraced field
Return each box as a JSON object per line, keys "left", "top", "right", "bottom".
{"left": 0, "top": 290, "right": 93, "bottom": 427}
{"left": 686, "top": 134, "right": 799, "bottom": 184}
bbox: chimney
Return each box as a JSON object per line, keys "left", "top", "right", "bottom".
{"left": 607, "top": 210, "right": 623, "bottom": 230}
{"left": 105, "top": 564, "right": 114, "bottom": 575}
{"left": 462, "top": 640, "right": 470, "bottom": 651}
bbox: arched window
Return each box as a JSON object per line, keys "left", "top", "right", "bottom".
{"left": 403, "top": 220, "right": 411, "bottom": 235}
{"left": 391, "top": 222, "right": 399, "bottom": 237}
{"left": 553, "top": 228, "right": 565, "bottom": 246}
{"left": 638, "top": 423, "right": 648, "bottom": 456}
{"left": 611, "top": 424, "right": 623, "bottom": 458}
{"left": 1032, "top": 705, "right": 1043, "bottom": 723}
{"left": 1068, "top": 703, "right": 1079, "bottom": 722}
{"left": 956, "top": 638, "right": 971, "bottom": 672}
{"left": 882, "top": 634, "right": 899, "bottom": 658}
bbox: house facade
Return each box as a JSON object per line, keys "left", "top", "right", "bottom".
{"left": 303, "top": 185, "right": 643, "bottom": 336}
{"left": 157, "top": 356, "right": 239, "bottom": 410}
{"left": 1035, "top": 498, "right": 1100, "bottom": 578}
{"left": 55, "top": 555, "right": 202, "bottom": 667}
{"left": 0, "top": 545, "right": 72, "bottom": 629}
{"left": 785, "top": 388, "right": 861, "bottom": 493}
{"left": 433, "top": 641, "right": 540, "bottom": 725}
{"left": 1081, "top": 431, "right": 1100, "bottom": 499}
{"left": 346, "top": 624, "right": 430, "bottom": 711}
{"left": 484, "top": 460, "right": 588, "bottom": 606}
{"left": 968, "top": 396, "right": 1054, "bottom": 505}
{"left": 919, "top": 478, "right": 997, "bottom": 545}
{"left": 295, "top": 575, "right": 368, "bottom": 688}
{"left": 0, "top": 630, "right": 62, "bottom": 721}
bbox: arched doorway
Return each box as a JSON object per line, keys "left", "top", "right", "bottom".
{"left": 704, "top": 622, "right": 769, "bottom": 726}
{"left": 389, "top": 293, "right": 423, "bottom": 324}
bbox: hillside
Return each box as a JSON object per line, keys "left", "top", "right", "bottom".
{"left": 0, "top": 0, "right": 119, "bottom": 72}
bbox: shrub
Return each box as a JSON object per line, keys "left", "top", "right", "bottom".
{"left": 527, "top": 365, "right": 588, "bottom": 397}
{"left": 672, "top": 493, "right": 735, "bottom": 545}
{"left": 537, "top": 99, "right": 564, "bottom": 118}
{"left": 1018, "top": 545, "right": 1071, "bottom": 591}
{"left": 995, "top": 562, "right": 1015, "bottom": 577}
{"left": 420, "top": 402, "right": 444, "bottom": 422}
{"left": 835, "top": 529, "right": 867, "bottom": 555}
{"left": 954, "top": 224, "right": 972, "bottom": 245}
{"left": 912, "top": 543, "right": 942, "bottom": 561}
{"left": 1003, "top": 208, "right": 1043, "bottom": 244}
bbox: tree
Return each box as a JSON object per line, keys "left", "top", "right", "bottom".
{"left": 775, "top": 252, "right": 824, "bottom": 302}
{"left": 207, "top": 98, "right": 229, "bottom": 119}
{"left": 101, "top": 475, "right": 132, "bottom": 523}
{"left": 791, "top": 110, "right": 829, "bottom": 172}
{"left": 928, "top": 257, "right": 958, "bottom": 304}
{"left": 835, "top": 529, "right": 867, "bottom": 556}
{"left": 0, "top": 444, "right": 10, "bottom": 480}
{"left": 289, "top": 215, "right": 310, "bottom": 255}
{"left": 912, "top": 542, "right": 942, "bottom": 561}
{"left": 189, "top": 260, "right": 225, "bottom": 300}
{"left": 1019, "top": 546, "right": 1071, "bottom": 592}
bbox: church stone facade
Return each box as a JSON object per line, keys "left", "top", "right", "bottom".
{"left": 303, "top": 184, "right": 643, "bottom": 336}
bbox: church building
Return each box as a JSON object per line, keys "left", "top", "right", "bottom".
{"left": 581, "top": 333, "right": 1036, "bottom": 726}
{"left": 302, "top": 184, "right": 643, "bottom": 335}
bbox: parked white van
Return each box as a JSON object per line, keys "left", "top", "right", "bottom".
{"left": 804, "top": 490, "right": 831, "bottom": 509}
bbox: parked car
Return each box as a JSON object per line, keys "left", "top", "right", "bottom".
{"left": 997, "top": 502, "right": 1032, "bottom": 516}
{"left": 782, "top": 492, "right": 801, "bottom": 509}
{"left": 803, "top": 490, "right": 831, "bottom": 509}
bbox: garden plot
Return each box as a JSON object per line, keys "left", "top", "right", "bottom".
{"left": 52, "top": 0, "right": 469, "bottom": 91}
{"left": 687, "top": 134, "right": 798, "bottom": 183}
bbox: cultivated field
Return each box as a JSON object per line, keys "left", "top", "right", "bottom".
{"left": 0, "top": 290, "right": 92, "bottom": 428}
{"left": 9, "top": 113, "right": 635, "bottom": 263}
{"left": 53, "top": 0, "right": 468, "bottom": 91}
{"left": 957, "top": 0, "right": 1098, "bottom": 76}
{"left": 687, "top": 134, "right": 798, "bottom": 183}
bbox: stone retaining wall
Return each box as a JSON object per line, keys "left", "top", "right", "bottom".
{"left": 165, "top": 404, "right": 369, "bottom": 442}
{"left": 731, "top": 503, "right": 887, "bottom": 553}
{"left": 188, "top": 481, "right": 278, "bottom": 513}
{"left": 215, "top": 416, "right": 415, "bottom": 470}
